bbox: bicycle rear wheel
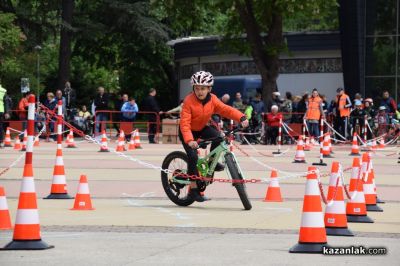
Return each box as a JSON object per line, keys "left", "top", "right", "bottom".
{"left": 225, "top": 153, "right": 252, "bottom": 210}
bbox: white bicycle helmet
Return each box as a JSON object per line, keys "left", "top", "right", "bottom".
{"left": 190, "top": 71, "right": 214, "bottom": 86}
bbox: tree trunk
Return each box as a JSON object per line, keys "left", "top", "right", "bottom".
{"left": 57, "top": 0, "right": 74, "bottom": 91}
{"left": 235, "top": 0, "right": 283, "bottom": 109}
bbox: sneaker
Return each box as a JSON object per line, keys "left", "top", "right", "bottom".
{"left": 187, "top": 188, "right": 210, "bottom": 202}
{"left": 214, "top": 162, "right": 225, "bottom": 172}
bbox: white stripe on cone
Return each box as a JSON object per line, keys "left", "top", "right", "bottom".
{"left": 300, "top": 212, "right": 325, "bottom": 227}
{"left": 305, "top": 180, "right": 320, "bottom": 195}
{"left": 269, "top": 179, "right": 280, "bottom": 188}
{"left": 26, "top": 136, "right": 34, "bottom": 152}
{"left": 325, "top": 201, "right": 346, "bottom": 214}
{"left": 0, "top": 196, "right": 9, "bottom": 210}
{"left": 52, "top": 175, "right": 67, "bottom": 184}
{"left": 349, "top": 191, "right": 366, "bottom": 203}
{"left": 78, "top": 183, "right": 90, "bottom": 194}
{"left": 55, "top": 156, "right": 64, "bottom": 165}
{"left": 15, "top": 209, "right": 40, "bottom": 224}
{"left": 363, "top": 184, "right": 375, "bottom": 194}
{"left": 21, "top": 178, "right": 36, "bottom": 192}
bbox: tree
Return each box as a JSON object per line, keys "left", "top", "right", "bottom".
{"left": 154, "top": 0, "right": 338, "bottom": 104}
{"left": 58, "top": 0, "right": 74, "bottom": 90}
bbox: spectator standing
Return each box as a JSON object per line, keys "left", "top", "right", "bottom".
{"left": 121, "top": 97, "right": 139, "bottom": 141}
{"left": 94, "top": 86, "right": 109, "bottom": 135}
{"left": 293, "top": 93, "right": 308, "bottom": 123}
{"left": 43, "top": 92, "right": 57, "bottom": 140}
{"left": 18, "top": 91, "right": 31, "bottom": 133}
{"left": 304, "top": 89, "right": 324, "bottom": 141}
{"left": 350, "top": 100, "right": 366, "bottom": 136}
{"left": 55, "top": 89, "right": 67, "bottom": 118}
{"left": 141, "top": 88, "right": 160, "bottom": 143}
{"left": 290, "top": 95, "right": 302, "bottom": 123}
{"left": 63, "top": 81, "right": 76, "bottom": 112}
{"left": 0, "top": 84, "right": 11, "bottom": 147}
{"left": 265, "top": 105, "right": 282, "bottom": 145}
{"left": 335, "top": 87, "right": 352, "bottom": 139}
{"left": 380, "top": 90, "right": 397, "bottom": 114}
{"left": 364, "top": 98, "right": 375, "bottom": 139}
{"left": 232, "top": 92, "right": 245, "bottom": 112}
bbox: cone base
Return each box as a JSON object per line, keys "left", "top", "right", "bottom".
{"left": 66, "top": 146, "right": 77, "bottom": 148}
{"left": 1, "top": 240, "right": 54, "bottom": 250}
{"left": 20, "top": 148, "right": 26, "bottom": 152}
{"left": 135, "top": 146, "right": 143, "bottom": 149}
{"left": 272, "top": 151, "right": 281, "bottom": 154}
{"left": 292, "top": 160, "right": 306, "bottom": 163}
{"left": 323, "top": 155, "right": 333, "bottom": 158}
{"left": 289, "top": 242, "right": 331, "bottom": 253}
{"left": 349, "top": 153, "right": 360, "bottom": 156}
{"left": 70, "top": 208, "right": 95, "bottom": 211}
{"left": 312, "top": 162, "right": 327, "bottom": 166}
{"left": 98, "top": 149, "right": 110, "bottom": 152}
{"left": 44, "top": 193, "right": 74, "bottom": 199}
{"left": 4, "top": 144, "right": 12, "bottom": 147}
{"left": 366, "top": 204, "right": 383, "bottom": 212}
{"left": 326, "top": 227, "right": 354, "bottom": 236}
{"left": 263, "top": 199, "right": 283, "bottom": 202}
{"left": 376, "top": 197, "right": 385, "bottom": 204}
{"left": 347, "top": 215, "right": 374, "bottom": 223}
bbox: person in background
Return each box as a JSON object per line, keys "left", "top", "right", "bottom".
{"left": 265, "top": 105, "right": 282, "bottom": 145}
{"left": 141, "top": 88, "right": 160, "bottom": 143}
{"left": 250, "top": 92, "right": 265, "bottom": 133}
{"left": 304, "top": 88, "right": 324, "bottom": 142}
{"left": 18, "top": 91, "right": 31, "bottom": 134}
{"left": 63, "top": 81, "right": 76, "bottom": 115}
{"left": 55, "top": 89, "right": 67, "bottom": 117}
{"left": 240, "top": 98, "right": 254, "bottom": 144}
{"left": 43, "top": 92, "right": 57, "bottom": 141}
{"left": 335, "top": 87, "right": 352, "bottom": 139}
{"left": 121, "top": 97, "right": 139, "bottom": 141}
{"left": 363, "top": 98, "right": 375, "bottom": 139}
{"left": 354, "top": 93, "right": 363, "bottom": 107}
{"left": 0, "top": 84, "right": 11, "bottom": 148}
{"left": 350, "top": 100, "right": 366, "bottom": 136}
{"left": 35, "top": 106, "right": 46, "bottom": 134}
{"left": 376, "top": 106, "right": 390, "bottom": 137}
{"left": 163, "top": 100, "right": 184, "bottom": 118}
{"left": 77, "top": 105, "right": 93, "bottom": 135}
{"left": 295, "top": 93, "right": 308, "bottom": 124}
{"left": 380, "top": 90, "right": 397, "bottom": 114}
{"left": 290, "top": 95, "right": 302, "bottom": 123}
{"left": 232, "top": 92, "right": 245, "bottom": 112}
{"left": 280, "top": 92, "right": 292, "bottom": 144}
{"left": 94, "top": 86, "right": 109, "bottom": 135}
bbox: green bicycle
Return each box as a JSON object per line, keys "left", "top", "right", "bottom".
{"left": 161, "top": 129, "right": 252, "bottom": 210}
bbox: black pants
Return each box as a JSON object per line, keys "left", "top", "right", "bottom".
{"left": 266, "top": 126, "right": 279, "bottom": 145}
{"left": 0, "top": 113, "right": 4, "bottom": 143}
{"left": 338, "top": 116, "right": 349, "bottom": 139}
{"left": 147, "top": 114, "right": 157, "bottom": 143}
{"left": 178, "top": 126, "right": 220, "bottom": 176}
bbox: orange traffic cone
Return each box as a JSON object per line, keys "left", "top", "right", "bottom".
{"left": 362, "top": 153, "right": 383, "bottom": 212}
{"left": 44, "top": 144, "right": 73, "bottom": 199}
{"left": 346, "top": 157, "right": 374, "bottom": 223}
{"left": 346, "top": 157, "right": 373, "bottom": 223}
{"left": 134, "top": 129, "right": 142, "bottom": 149}
{"left": 33, "top": 135, "right": 40, "bottom": 147}
{"left": 3, "top": 93, "right": 53, "bottom": 250}
{"left": 378, "top": 138, "right": 385, "bottom": 149}
{"left": 368, "top": 153, "right": 385, "bottom": 204}
{"left": 71, "top": 175, "right": 94, "bottom": 210}
{"left": 21, "top": 130, "right": 27, "bottom": 151}
{"left": 304, "top": 137, "right": 311, "bottom": 151}
{"left": 289, "top": 166, "right": 330, "bottom": 253}
{"left": 293, "top": 135, "right": 306, "bottom": 163}
{"left": 13, "top": 136, "right": 21, "bottom": 150}
{"left": 98, "top": 130, "right": 110, "bottom": 152}
{"left": 4, "top": 127, "right": 12, "bottom": 147}
{"left": 322, "top": 134, "right": 332, "bottom": 158}
{"left": 116, "top": 130, "right": 126, "bottom": 152}
{"left": 349, "top": 133, "right": 359, "bottom": 155}
{"left": 128, "top": 132, "right": 136, "bottom": 150}
{"left": 324, "top": 162, "right": 354, "bottom": 236}
{"left": 263, "top": 170, "right": 283, "bottom": 202}
{"left": 66, "top": 131, "right": 77, "bottom": 148}
{"left": 0, "top": 186, "right": 12, "bottom": 230}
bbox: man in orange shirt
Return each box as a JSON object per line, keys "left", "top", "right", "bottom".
{"left": 335, "top": 87, "right": 352, "bottom": 139}
{"left": 179, "top": 71, "right": 249, "bottom": 202}
{"left": 304, "top": 88, "right": 325, "bottom": 142}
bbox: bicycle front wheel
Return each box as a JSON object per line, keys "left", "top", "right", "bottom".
{"left": 225, "top": 153, "right": 252, "bottom": 210}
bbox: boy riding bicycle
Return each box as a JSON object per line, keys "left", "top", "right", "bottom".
{"left": 179, "top": 71, "right": 249, "bottom": 202}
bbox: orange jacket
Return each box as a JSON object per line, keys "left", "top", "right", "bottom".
{"left": 337, "top": 93, "right": 351, "bottom": 117}
{"left": 180, "top": 92, "right": 244, "bottom": 143}
{"left": 305, "top": 96, "right": 322, "bottom": 120}
{"left": 18, "top": 97, "right": 29, "bottom": 120}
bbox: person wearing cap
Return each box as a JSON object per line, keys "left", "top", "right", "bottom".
{"left": 376, "top": 105, "right": 390, "bottom": 137}
{"left": 304, "top": 88, "right": 324, "bottom": 141}
{"left": 350, "top": 100, "right": 366, "bottom": 136}
{"left": 335, "top": 87, "right": 352, "bottom": 139}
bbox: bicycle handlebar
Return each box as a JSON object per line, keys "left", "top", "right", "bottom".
{"left": 196, "top": 127, "right": 242, "bottom": 149}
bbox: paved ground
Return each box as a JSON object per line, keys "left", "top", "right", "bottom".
{"left": 0, "top": 138, "right": 399, "bottom": 265}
